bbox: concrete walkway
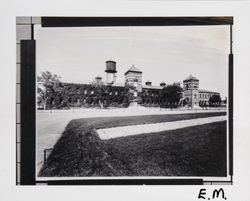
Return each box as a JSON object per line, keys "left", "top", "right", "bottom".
{"left": 97, "top": 115, "right": 227, "bottom": 140}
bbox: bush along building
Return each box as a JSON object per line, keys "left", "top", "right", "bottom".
{"left": 37, "top": 61, "right": 222, "bottom": 109}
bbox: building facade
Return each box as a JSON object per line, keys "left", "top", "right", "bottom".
{"left": 198, "top": 89, "right": 220, "bottom": 107}
{"left": 38, "top": 60, "right": 221, "bottom": 109}
{"left": 182, "top": 75, "right": 221, "bottom": 108}
{"left": 124, "top": 65, "right": 143, "bottom": 97}
{"left": 182, "top": 75, "right": 200, "bottom": 108}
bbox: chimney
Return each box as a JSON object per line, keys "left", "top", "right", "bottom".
{"left": 145, "top": 80, "right": 152, "bottom": 86}
{"left": 160, "top": 81, "right": 166, "bottom": 87}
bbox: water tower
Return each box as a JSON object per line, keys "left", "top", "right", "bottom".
{"left": 105, "top": 60, "right": 117, "bottom": 84}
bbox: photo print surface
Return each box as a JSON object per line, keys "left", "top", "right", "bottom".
{"left": 27, "top": 17, "right": 233, "bottom": 184}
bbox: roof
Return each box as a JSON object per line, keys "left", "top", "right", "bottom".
{"left": 183, "top": 74, "right": 199, "bottom": 82}
{"left": 95, "top": 75, "right": 102, "bottom": 79}
{"left": 124, "top": 64, "right": 142, "bottom": 74}
{"left": 199, "top": 89, "right": 220, "bottom": 94}
{"left": 62, "top": 81, "right": 91, "bottom": 85}
{"left": 103, "top": 82, "right": 125, "bottom": 88}
{"left": 142, "top": 85, "right": 162, "bottom": 90}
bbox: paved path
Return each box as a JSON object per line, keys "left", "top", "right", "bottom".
{"left": 97, "top": 115, "right": 227, "bottom": 140}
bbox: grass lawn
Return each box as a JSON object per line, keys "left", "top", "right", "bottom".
{"left": 39, "top": 112, "right": 227, "bottom": 177}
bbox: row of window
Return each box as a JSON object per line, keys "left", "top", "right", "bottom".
{"left": 83, "top": 90, "right": 120, "bottom": 95}
{"left": 191, "top": 93, "right": 216, "bottom": 98}
{"left": 185, "top": 93, "right": 217, "bottom": 99}
{"left": 199, "top": 93, "right": 214, "bottom": 98}
{"left": 142, "top": 90, "right": 160, "bottom": 97}
{"left": 82, "top": 90, "right": 160, "bottom": 97}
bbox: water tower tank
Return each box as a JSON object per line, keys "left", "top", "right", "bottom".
{"left": 105, "top": 60, "right": 117, "bottom": 73}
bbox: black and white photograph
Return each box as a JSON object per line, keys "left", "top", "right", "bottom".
{"left": 2, "top": 0, "right": 250, "bottom": 200}
{"left": 30, "top": 17, "right": 232, "bottom": 182}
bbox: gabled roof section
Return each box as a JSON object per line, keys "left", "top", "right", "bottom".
{"left": 124, "top": 64, "right": 142, "bottom": 75}
{"left": 183, "top": 74, "right": 199, "bottom": 82}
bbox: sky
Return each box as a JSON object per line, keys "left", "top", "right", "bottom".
{"left": 36, "top": 25, "right": 229, "bottom": 98}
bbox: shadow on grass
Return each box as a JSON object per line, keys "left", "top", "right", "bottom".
{"left": 39, "top": 112, "right": 227, "bottom": 177}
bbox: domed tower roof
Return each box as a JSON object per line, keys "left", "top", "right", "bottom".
{"left": 183, "top": 74, "right": 199, "bottom": 82}
{"left": 124, "top": 64, "right": 142, "bottom": 75}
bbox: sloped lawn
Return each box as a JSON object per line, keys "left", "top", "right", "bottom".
{"left": 39, "top": 112, "right": 226, "bottom": 177}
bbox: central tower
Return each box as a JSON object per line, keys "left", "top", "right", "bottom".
{"left": 183, "top": 75, "right": 199, "bottom": 108}
{"left": 124, "top": 64, "right": 142, "bottom": 97}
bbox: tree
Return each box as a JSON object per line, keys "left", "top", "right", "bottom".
{"left": 223, "top": 97, "right": 227, "bottom": 105}
{"left": 92, "top": 83, "right": 106, "bottom": 108}
{"left": 37, "top": 71, "right": 62, "bottom": 110}
{"left": 160, "top": 83, "right": 183, "bottom": 108}
{"left": 209, "top": 94, "right": 222, "bottom": 106}
{"left": 182, "top": 99, "right": 187, "bottom": 106}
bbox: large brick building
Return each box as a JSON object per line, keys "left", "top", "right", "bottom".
{"left": 108, "top": 62, "right": 164, "bottom": 105}
{"left": 182, "top": 75, "right": 220, "bottom": 108}
{"left": 105, "top": 62, "right": 221, "bottom": 107}
{"left": 38, "top": 60, "right": 221, "bottom": 108}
